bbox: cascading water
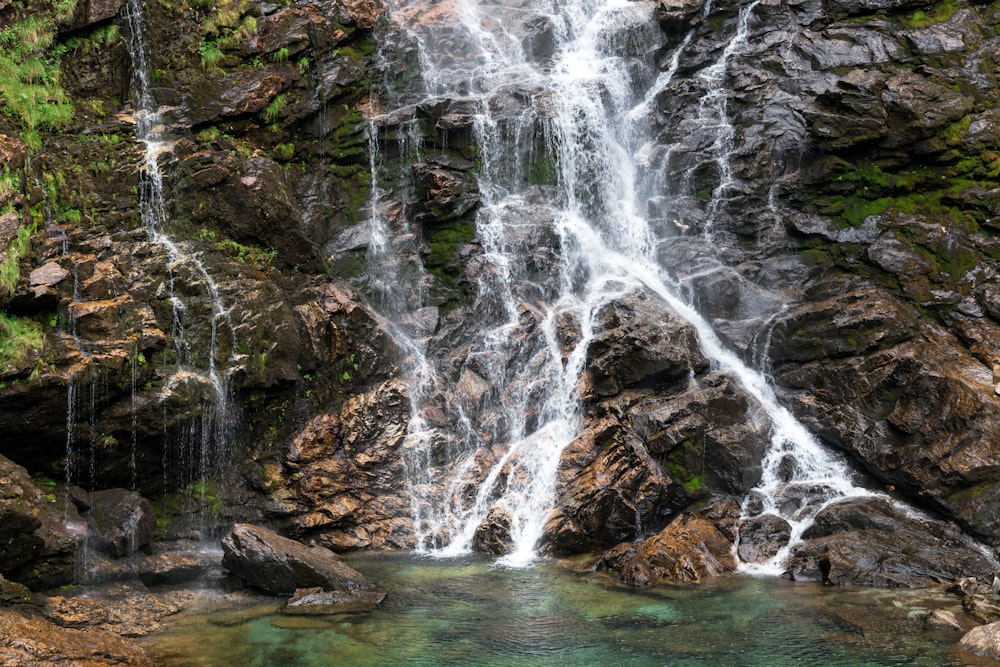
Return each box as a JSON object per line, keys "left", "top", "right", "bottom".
{"left": 119, "top": 0, "right": 236, "bottom": 522}
{"left": 370, "top": 0, "right": 879, "bottom": 569}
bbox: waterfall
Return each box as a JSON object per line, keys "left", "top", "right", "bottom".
{"left": 120, "top": 0, "right": 235, "bottom": 518}
{"left": 371, "top": 0, "right": 876, "bottom": 568}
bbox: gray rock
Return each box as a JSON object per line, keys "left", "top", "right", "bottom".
{"left": 784, "top": 498, "right": 997, "bottom": 587}
{"left": 738, "top": 513, "right": 791, "bottom": 564}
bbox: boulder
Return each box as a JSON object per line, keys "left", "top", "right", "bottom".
{"left": 86, "top": 489, "right": 157, "bottom": 558}
{"left": 958, "top": 621, "right": 1000, "bottom": 660}
{"left": 284, "top": 587, "right": 386, "bottom": 615}
{"left": 595, "top": 506, "right": 738, "bottom": 585}
{"left": 584, "top": 290, "right": 708, "bottom": 399}
{"left": 737, "top": 513, "right": 791, "bottom": 564}
{"left": 221, "top": 523, "right": 376, "bottom": 596}
{"left": 784, "top": 497, "right": 997, "bottom": 586}
{"left": 542, "top": 418, "right": 685, "bottom": 555}
{"left": 926, "top": 609, "right": 964, "bottom": 633}
{"left": 472, "top": 506, "right": 513, "bottom": 555}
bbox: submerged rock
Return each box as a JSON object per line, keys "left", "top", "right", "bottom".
{"left": 284, "top": 587, "right": 386, "bottom": 615}
{"left": 221, "top": 523, "right": 376, "bottom": 596}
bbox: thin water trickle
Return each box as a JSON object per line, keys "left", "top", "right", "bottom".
{"left": 118, "top": 0, "right": 237, "bottom": 530}
{"left": 370, "top": 0, "right": 883, "bottom": 569}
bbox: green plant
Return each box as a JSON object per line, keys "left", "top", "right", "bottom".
{"left": 0, "top": 16, "right": 74, "bottom": 150}
{"left": 0, "top": 312, "right": 44, "bottom": 374}
{"left": 262, "top": 93, "right": 287, "bottom": 123}
{"left": 0, "top": 225, "right": 33, "bottom": 298}
{"left": 198, "top": 41, "right": 224, "bottom": 69}
{"left": 271, "top": 46, "right": 289, "bottom": 62}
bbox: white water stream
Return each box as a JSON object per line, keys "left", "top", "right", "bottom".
{"left": 369, "top": 0, "right": 876, "bottom": 569}
{"left": 121, "top": 0, "right": 235, "bottom": 499}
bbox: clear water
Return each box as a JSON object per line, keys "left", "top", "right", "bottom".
{"left": 142, "top": 554, "right": 971, "bottom": 666}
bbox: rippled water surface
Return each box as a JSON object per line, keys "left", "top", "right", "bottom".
{"left": 140, "top": 553, "right": 981, "bottom": 666}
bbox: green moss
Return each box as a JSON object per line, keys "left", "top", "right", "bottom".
{"left": 197, "top": 228, "right": 277, "bottom": 271}
{"left": 424, "top": 218, "right": 476, "bottom": 271}
{"left": 664, "top": 439, "right": 705, "bottom": 494}
{"left": 903, "top": 0, "right": 957, "bottom": 28}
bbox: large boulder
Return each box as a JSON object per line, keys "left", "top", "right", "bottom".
{"left": 784, "top": 497, "right": 997, "bottom": 587}
{"left": 221, "top": 523, "right": 377, "bottom": 596}
{"left": 957, "top": 621, "right": 1000, "bottom": 661}
{"left": 0, "top": 455, "right": 81, "bottom": 589}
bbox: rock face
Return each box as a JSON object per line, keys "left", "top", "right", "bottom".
{"left": 2, "top": 0, "right": 1000, "bottom": 609}
{"left": 221, "top": 523, "right": 377, "bottom": 596}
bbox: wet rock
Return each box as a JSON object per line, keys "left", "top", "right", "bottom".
{"left": 284, "top": 587, "right": 386, "bottom": 615}
{"left": 413, "top": 160, "right": 480, "bottom": 223}
{"left": 0, "top": 608, "right": 156, "bottom": 667}
{"left": 769, "top": 285, "right": 918, "bottom": 363}
{"left": 737, "top": 513, "right": 791, "bottom": 564}
{"left": 584, "top": 289, "right": 708, "bottom": 399}
{"left": 86, "top": 489, "right": 157, "bottom": 558}
{"left": 221, "top": 523, "right": 376, "bottom": 596}
{"left": 542, "top": 418, "right": 685, "bottom": 555}
{"left": 958, "top": 621, "right": 1000, "bottom": 660}
{"left": 784, "top": 497, "right": 996, "bottom": 587}
{"left": 0, "top": 573, "right": 31, "bottom": 603}
{"left": 0, "top": 455, "right": 81, "bottom": 589}
{"left": 595, "top": 507, "right": 738, "bottom": 585}
{"left": 472, "top": 506, "right": 513, "bottom": 555}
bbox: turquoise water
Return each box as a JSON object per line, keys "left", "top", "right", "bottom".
{"left": 142, "top": 553, "right": 976, "bottom": 666}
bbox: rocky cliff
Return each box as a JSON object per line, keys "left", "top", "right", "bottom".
{"left": 2, "top": 0, "right": 1000, "bottom": 602}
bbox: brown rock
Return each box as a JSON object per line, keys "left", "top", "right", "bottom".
{"left": 472, "top": 506, "right": 513, "bottom": 555}
{"left": 958, "top": 621, "right": 1000, "bottom": 660}
{"left": 0, "top": 607, "right": 155, "bottom": 666}
{"left": 596, "top": 509, "right": 737, "bottom": 585}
